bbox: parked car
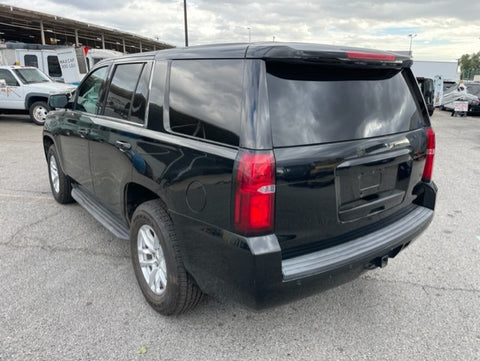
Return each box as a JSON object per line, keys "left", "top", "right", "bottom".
{"left": 43, "top": 43, "right": 437, "bottom": 315}
{"left": 442, "top": 83, "right": 480, "bottom": 113}
{"left": 463, "top": 82, "right": 480, "bottom": 114}
{"left": 417, "top": 77, "right": 435, "bottom": 116}
{"left": 0, "top": 65, "right": 75, "bottom": 125}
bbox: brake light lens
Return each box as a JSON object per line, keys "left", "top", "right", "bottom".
{"left": 234, "top": 150, "right": 275, "bottom": 235}
{"left": 346, "top": 51, "right": 396, "bottom": 61}
{"left": 422, "top": 127, "right": 435, "bottom": 182}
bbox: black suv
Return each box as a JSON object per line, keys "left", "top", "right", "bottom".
{"left": 43, "top": 43, "right": 437, "bottom": 315}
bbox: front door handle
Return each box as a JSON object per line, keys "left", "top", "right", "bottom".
{"left": 115, "top": 140, "right": 132, "bottom": 152}
{"left": 78, "top": 128, "right": 89, "bottom": 137}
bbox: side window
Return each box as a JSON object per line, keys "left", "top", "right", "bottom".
{"left": 147, "top": 61, "right": 167, "bottom": 131}
{"left": 130, "top": 63, "right": 152, "bottom": 124}
{"left": 47, "top": 56, "right": 62, "bottom": 78}
{"left": 0, "top": 69, "right": 19, "bottom": 86}
{"left": 103, "top": 63, "right": 145, "bottom": 122}
{"left": 24, "top": 55, "right": 38, "bottom": 68}
{"left": 74, "top": 66, "right": 109, "bottom": 114}
{"left": 168, "top": 60, "right": 243, "bottom": 146}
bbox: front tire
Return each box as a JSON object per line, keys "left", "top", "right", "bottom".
{"left": 29, "top": 101, "right": 51, "bottom": 125}
{"left": 47, "top": 145, "right": 74, "bottom": 204}
{"left": 130, "top": 200, "right": 203, "bottom": 315}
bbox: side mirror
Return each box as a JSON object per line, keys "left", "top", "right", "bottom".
{"left": 0, "top": 79, "right": 6, "bottom": 89}
{"left": 49, "top": 94, "right": 69, "bottom": 109}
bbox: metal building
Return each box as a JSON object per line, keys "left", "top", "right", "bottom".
{"left": 0, "top": 4, "right": 173, "bottom": 53}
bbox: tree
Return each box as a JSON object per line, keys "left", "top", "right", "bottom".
{"left": 458, "top": 52, "right": 480, "bottom": 80}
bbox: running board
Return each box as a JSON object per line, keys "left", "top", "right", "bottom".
{"left": 71, "top": 185, "right": 130, "bottom": 240}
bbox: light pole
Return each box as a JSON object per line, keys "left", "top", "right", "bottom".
{"left": 408, "top": 33, "right": 417, "bottom": 55}
{"left": 247, "top": 27, "right": 251, "bottom": 43}
{"left": 183, "top": 0, "right": 188, "bottom": 47}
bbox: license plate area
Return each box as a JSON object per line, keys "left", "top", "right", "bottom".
{"left": 335, "top": 150, "right": 411, "bottom": 222}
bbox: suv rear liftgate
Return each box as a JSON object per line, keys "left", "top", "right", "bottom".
{"left": 260, "top": 52, "right": 436, "bottom": 288}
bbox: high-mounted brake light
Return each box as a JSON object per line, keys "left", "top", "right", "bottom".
{"left": 346, "top": 51, "right": 396, "bottom": 61}
{"left": 422, "top": 127, "right": 435, "bottom": 182}
{"left": 234, "top": 150, "right": 275, "bottom": 235}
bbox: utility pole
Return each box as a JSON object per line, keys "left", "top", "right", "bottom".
{"left": 184, "top": 0, "right": 189, "bottom": 47}
{"left": 408, "top": 33, "right": 417, "bottom": 55}
{"left": 247, "top": 27, "right": 251, "bottom": 43}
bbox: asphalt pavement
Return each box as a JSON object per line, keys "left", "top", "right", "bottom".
{"left": 0, "top": 111, "right": 479, "bottom": 361}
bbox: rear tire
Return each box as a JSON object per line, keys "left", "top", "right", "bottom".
{"left": 130, "top": 200, "right": 203, "bottom": 315}
{"left": 29, "top": 101, "right": 51, "bottom": 125}
{"left": 47, "top": 145, "right": 74, "bottom": 204}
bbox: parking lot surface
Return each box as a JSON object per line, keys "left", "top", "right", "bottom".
{"left": 0, "top": 112, "right": 479, "bottom": 361}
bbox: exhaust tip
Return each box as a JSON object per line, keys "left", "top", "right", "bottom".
{"left": 365, "top": 255, "right": 389, "bottom": 270}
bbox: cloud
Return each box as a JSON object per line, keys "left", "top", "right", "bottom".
{"left": 2, "top": 0, "right": 479, "bottom": 60}
{"left": 47, "top": 0, "right": 130, "bottom": 11}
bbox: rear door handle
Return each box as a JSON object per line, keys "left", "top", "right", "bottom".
{"left": 115, "top": 140, "right": 132, "bottom": 152}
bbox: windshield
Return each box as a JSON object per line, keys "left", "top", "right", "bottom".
{"left": 13, "top": 68, "right": 51, "bottom": 84}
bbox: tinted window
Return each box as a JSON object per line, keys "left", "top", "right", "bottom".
{"left": 47, "top": 56, "right": 62, "bottom": 77}
{"left": 147, "top": 61, "right": 167, "bottom": 131}
{"left": 168, "top": 60, "right": 243, "bottom": 146}
{"left": 103, "top": 63, "right": 144, "bottom": 121}
{"left": 24, "top": 55, "right": 38, "bottom": 68}
{"left": 267, "top": 63, "right": 426, "bottom": 147}
{"left": 130, "top": 63, "right": 152, "bottom": 124}
{"left": 74, "top": 66, "right": 108, "bottom": 114}
{"left": 0, "top": 69, "right": 19, "bottom": 86}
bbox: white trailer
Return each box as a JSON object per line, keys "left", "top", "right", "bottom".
{"left": 411, "top": 60, "right": 460, "bottom": 83}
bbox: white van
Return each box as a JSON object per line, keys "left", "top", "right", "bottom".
{"left": 0, "top": 43, "right": 123, "bottom": 84}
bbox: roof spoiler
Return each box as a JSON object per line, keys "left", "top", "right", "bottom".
{"left": 247, "top": 44, "right": 412, "bottom": 68}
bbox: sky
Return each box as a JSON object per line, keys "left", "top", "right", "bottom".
{"left": 2, "top": 0, "right": 480, "bottom": 61}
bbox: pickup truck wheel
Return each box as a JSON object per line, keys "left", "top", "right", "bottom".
{"left": 47, "top": 145, "right": 74, "bottom": 204}
{"left": 130, "top": 200, "right": 203, "bottom": 315}
{"left": 29, "top": 101, "right": 51, "bottom": 125}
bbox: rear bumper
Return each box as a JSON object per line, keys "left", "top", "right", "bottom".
{"left": 282, "top": 205, "right": 433, "bottom": 281}
{"left": 172, "top": 202, "right": 434, "bottom": 309}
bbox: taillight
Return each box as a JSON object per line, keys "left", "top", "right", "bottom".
{"left": 234, "top": 150, "right": 275, "bottom": 235}
{"left": 422, "top": 127, "right": 435, "bottom": 182}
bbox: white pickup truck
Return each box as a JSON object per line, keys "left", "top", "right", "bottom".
{"left": 0, "top": 65, "right": 75, "bottom": 125}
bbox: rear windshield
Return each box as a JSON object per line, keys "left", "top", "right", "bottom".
{"left": 266, "top": 63, "right": 426, "bottom": 147}
{"left": 466, "top": 83, "right": 480, "bottom": 97}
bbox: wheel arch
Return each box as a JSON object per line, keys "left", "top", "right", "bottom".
{"left": 43, "top": 135, "right": 55, "bottom": 161}
{"left": 43, "top": 135, "right": 69, "bottom": 179}
{"left": 124, "top": 182, "right": 169, "bottom": 224}
{"left": 24, "top": 93, "right": 49, "bottom": 109}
